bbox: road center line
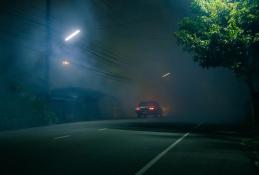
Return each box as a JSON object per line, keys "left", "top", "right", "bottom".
{"left": 54, "top": 135, "right": 70, "bottom": 140}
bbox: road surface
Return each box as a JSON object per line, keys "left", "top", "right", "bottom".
{"left": 0, "top": 118, "right": 257, "bottom": 175}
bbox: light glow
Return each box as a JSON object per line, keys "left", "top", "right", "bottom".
{"left": 136, "top": 107, "right": 141, "bottom": 111}
{"left": 65, "top": 29, "right": 80, "bottom": 42}
{"left": 149, "top": 107, "right": 155, "bottom": 110}
{"left": 162, "top": 72, "right": 171, "bottom": 78}
{"left": 62, "top": 60, "right": 70, "bottom": 65}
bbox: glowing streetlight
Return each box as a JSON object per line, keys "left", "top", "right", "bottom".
{"left": 65, "top": 29, "right": 80, "bottom": 42}
{"left": 162, "top": 73, "right": 171, "bottom": 78}
{"left": 62, "top": 60, "right": 71, "bottom": 66}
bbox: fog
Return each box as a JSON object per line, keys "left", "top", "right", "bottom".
{"left": 98, "top": 0, "right": 251, "bottom": 123}
{"left": 0, "top": 0, "right": 253, "bottom": 129}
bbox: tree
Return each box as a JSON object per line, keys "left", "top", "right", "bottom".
{"left": 175, "top": 0, "right": 259, "bottom": 124}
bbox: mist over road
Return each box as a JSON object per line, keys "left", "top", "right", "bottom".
{"left": 0, "top": 118, "right": 256, "bottom": 175}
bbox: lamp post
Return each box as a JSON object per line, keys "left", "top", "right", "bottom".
{"left": 45, "top": 0, "right": 51, "bottom": 96}
{"left": 61, "top": 29, "right": 81, "bottom": 66}
{"left": 45, "top": 0, "right": 81, "bottom": 89}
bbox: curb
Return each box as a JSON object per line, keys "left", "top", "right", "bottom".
{"left": 255, "top": 153, "right": 259, "bottom": 169}
{"left": 240, "top": 140, "right": 259, "bottom": 172}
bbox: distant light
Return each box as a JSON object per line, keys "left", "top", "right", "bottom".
{"left": 149, "top": 107, "right": 155, "bottom": 111}
{"left": 62, "top": 60, "right": 70, "bottom": 65}
{"left": 162, "top": 73, "right": 171, "bottom": 78}
{"left": 65, "top": 29, "right": 80, "bottom": 42}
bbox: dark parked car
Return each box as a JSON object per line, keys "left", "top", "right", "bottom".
{"left": 135, "top": 101, "right": 163, "bottom": 117}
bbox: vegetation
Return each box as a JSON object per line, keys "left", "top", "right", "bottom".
{"left": 175, "top": 0, "right": 259, "bottom": 125}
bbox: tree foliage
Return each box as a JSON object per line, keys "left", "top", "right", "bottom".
{"left": 175, "top": 0, "right": 259, "bottom": 81}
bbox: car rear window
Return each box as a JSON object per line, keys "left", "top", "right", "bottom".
{"left": 139, "top": 101, "right": 159, "bottom": 106}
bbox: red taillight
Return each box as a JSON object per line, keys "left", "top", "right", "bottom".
{"left": 149, "top": 107, "right": 155, "bottom": 110}
{"left": 136, "top": 107, "right": 141, "bottom": 111}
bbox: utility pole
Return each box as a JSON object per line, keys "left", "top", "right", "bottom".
{"left": 45, "top": 0, "right": 51, "bottom": 97}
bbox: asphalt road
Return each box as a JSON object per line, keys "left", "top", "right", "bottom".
{"left": 0, "top": 118, "right": 257, "bottom": 175}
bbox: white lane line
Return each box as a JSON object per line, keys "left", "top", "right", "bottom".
{"left": 98, "top": 128, "right": 107, "bottom": 131}
{"left": 54, "top": 135, "right": 70, "bottom": 140}
{"left": 135, "top": 132, "right": 189, "bottom": 175}
{"left": 135, "top": 124, "right": 202, "bottom": 175}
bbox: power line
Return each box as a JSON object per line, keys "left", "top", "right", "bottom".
{"left": 0, "top": 1, "right": 132, "bottom": 83}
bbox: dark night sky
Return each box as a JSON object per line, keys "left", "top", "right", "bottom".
{"left": 0, "top": 0, "right": 251, "bottom": 123}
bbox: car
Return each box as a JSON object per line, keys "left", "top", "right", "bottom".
{"left": 135, "top": 101, "right": 163, "bottom": 117}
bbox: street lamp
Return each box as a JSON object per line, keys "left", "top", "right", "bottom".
{"left": 62, "top": 29, "right": 81, "bottom": 67}
{"left": 45, "top": 0, "right": 51, "bottom": 96}
{"left": 65, "top": 29, "right": 81, "bottom": 42}
{"left": 162, "top": 72, "right": 171, "bottom": 78}
{"left": 62, "top": 59, "right": 71, "bottom": 66}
